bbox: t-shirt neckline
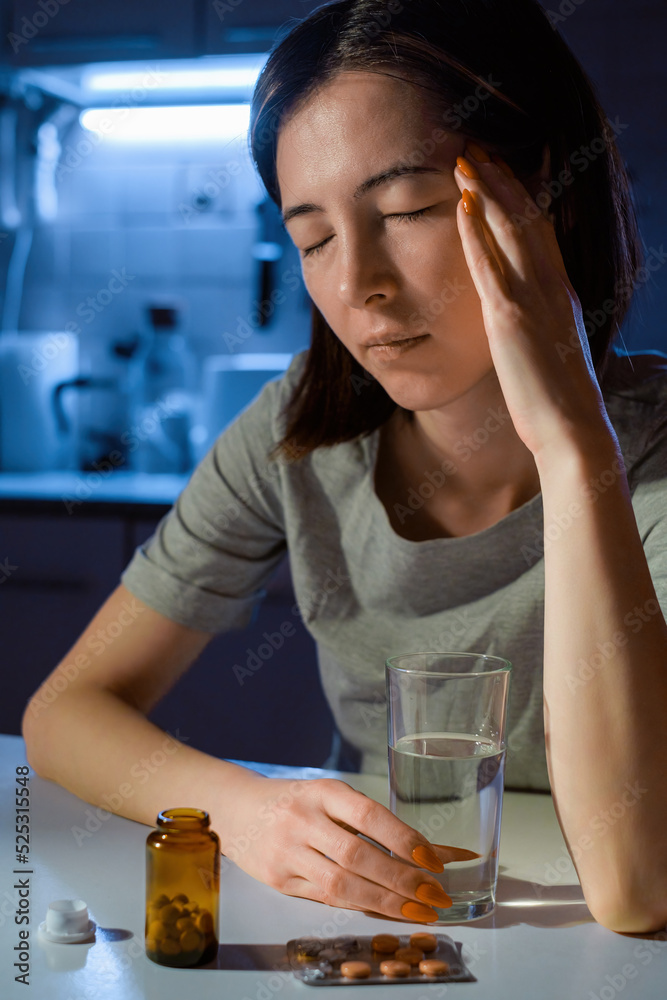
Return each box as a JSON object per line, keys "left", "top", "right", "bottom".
{"left": 363, "top": 423, "right": 544, "bottom": 549}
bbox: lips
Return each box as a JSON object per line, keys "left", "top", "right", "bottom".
{"left": 365, "top": 334, "right": 429, "bottom": 361}
{"left": 363, "top": 332, "right": 424, "bottom": 348}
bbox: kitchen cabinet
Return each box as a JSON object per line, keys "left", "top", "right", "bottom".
{"left": 1, "top": 503, "right": 335, "bottom": 767}
{"left": 204, "top": 0, "right": 324, "bottom": 56}
{"left": 5, "top": 0, "right": 198, "bottom": 67}
{"left": 3, "top": 0, "right": 325, "bottom": 67}
{"left": 1, "top": 510, "right": 136, "bottom": 737}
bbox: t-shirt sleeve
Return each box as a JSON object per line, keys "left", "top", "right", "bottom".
{"left": 625, "top": 373, "right": 667, "bottom": 620}
{"left": 120, "top": 353, "right": 305, "bottom": 633}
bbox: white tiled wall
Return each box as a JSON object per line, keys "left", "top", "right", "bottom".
{"left": 19, "top": 119, "right": 310, "bottom": 377}
{"left": 11, "top": 117, "right": 311, "bottom": 469}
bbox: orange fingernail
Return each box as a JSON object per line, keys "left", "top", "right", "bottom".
{"left": 491, "top": 153, "right": 515, "bottom": 179}
{"left": 411, "top": 845, "right": 445, "bottom": 873}
{"left": 431, "top": 844, "right": 482, "bottom": 863}
{"left": 462, "top": 189, "right": 478, "bottom": 216}
{"left": 401, "top": 900, "right": 439, "bottom": 923}
{"left": 466, "top": 141, "right": 491, "bottom": 163}
{"left": 415, "top": 882, "right": 453, "bottom": 908}
{"left": 456, "top": 155, "right": 479, "bottom": 180}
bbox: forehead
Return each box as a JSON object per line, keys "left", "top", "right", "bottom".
{"left": 276, "top": 71, "right": 461, "bottom": 194}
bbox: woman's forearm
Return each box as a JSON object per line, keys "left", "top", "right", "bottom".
{"left": 23, "top": 686, "right": 266, "bottom": 840}
{"left": 537, "top": 431, "right": 667, "bottom": 933}
{"left": 22, "top": 685, "right": 456, "bottom": 925}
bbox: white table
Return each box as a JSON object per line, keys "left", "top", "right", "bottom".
{"left": 1, "top": 733, "right": 665, "bottom": 998}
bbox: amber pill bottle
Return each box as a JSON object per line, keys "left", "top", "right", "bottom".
{"left": 145, "top": 808, "right": 220, "bottom": 967}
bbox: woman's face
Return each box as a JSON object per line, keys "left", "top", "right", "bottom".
{"left": 276, "top": 70, "right": 495, "bottom": 412}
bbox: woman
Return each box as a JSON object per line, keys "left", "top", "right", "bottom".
{"left": 23, "top": 0, "right": 667, "bottom": 932}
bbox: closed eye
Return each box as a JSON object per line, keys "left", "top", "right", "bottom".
{"left": 392, "top": 207, "right": 434, "bottom": 223}
{"left": 300, "top": 206, "right": 436, "bottom": 258}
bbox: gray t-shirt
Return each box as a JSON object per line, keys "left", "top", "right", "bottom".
{"left": 121, "top": 348, "right": 667, "bottom": 790}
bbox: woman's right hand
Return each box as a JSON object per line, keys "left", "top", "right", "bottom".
{"left": 218, "top": 772, "right": 467, "bottom": 922}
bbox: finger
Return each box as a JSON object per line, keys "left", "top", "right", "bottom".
{"left": 457, "top": 147, "right": 575, "bottom": 293}
{"left": 431, "top": 844, "right": 482, "bottom": 863}
{"left": 456, "top": 165, "right": 547, "bottom": 288}
{"left": 280, "top": 869, "right": 368, "bottom": 912}
{"left": 284, "top": 879, "right": 443, "bottom": 924}
{"left": 309, "top": 821, "right": 451, "bottom": 905}
{"left": 456, "top": 191, "right": 509, "bottom": 310}
{"left": 315, "top": 779, "right": 446, "bottom": 872}
{"left": 331, "top": 819, "right": 358, "bottom": 835}
{"left": 456, "top": 150, "right": 535, "bottom": 276}
{"left": 461, "top": 184, "right": 510, "bottom": 279}
{"left": 455, "top": 160, "right": 517, "bottom": 282}
{"left": 282, "top": 849, "right": 442, "bottom": 923}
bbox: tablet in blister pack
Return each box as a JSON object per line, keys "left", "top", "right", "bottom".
{"left": 287, "top": 932, "right": 477, "bottom": 986}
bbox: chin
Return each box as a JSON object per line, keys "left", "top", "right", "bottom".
{"left": 373, "top": 367, "right": 486, "bottom": 412}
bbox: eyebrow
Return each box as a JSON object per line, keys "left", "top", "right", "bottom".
{"left": 281, "top": 164, "right": 447, "bottom": 226}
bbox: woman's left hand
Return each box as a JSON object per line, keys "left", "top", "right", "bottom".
{"left": 453, "top": 144, "right": 610, "bottom": 462}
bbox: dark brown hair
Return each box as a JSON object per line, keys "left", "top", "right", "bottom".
{"left": 249, "top": 0, "right": 643, "bottom": 460}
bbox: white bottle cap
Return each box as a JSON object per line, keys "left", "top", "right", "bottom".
{"left": 38, "top": 899, "right": 96, "bottom": 944}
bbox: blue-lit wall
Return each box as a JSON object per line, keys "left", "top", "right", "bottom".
{"left": 559, "top": 1, "right": 667, "bottom": 355}
{"left": 20, "top": 119, "right": 309, "bottom": 360}
{"left": 4, "top": 113, "right": 310, "bottom": 470}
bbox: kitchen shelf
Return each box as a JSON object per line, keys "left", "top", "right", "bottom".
{"left": 0, "top": 470, "right": 189, "bottom": 510}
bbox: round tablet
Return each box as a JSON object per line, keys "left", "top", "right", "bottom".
{"left": 180, "top": 929, "right": 203, "bottom": 952}
{"left": 159, "top": 937, "right": 181, "bottom": 956}
{"left": 196, "top": 911, "right": 214, "bottom": 935}
{"left": 371, "top": 933, "right": 400, "bottom": 953}
{"left": 147, "top": 920, "right": 168, "bottom": 942}
{"left": 394, "top": 947, "right": 424, "bottom": 965}
{"left": 410, "top": 932, "right": 438, "bottom": 952}
{"left": 380, "top": 959, "right": 411, "bottom": 978}
{"left": 159, "top": 904, "right": 180, "bottom": 925}
{"left": 175, "top": 917, "right": 195, "bottom": 934}
{"left": 340, "top": 961, "right": 371, "bottom": 979}
{"left": 420, "top": 958, "right": 450, "bottom": 976}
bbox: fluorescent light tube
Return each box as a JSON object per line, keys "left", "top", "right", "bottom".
{"left": 84, "top": 66, "right": 262, "bottom": 92}
{"left": 79, "top": 104, "right": 251, "bottom": 142}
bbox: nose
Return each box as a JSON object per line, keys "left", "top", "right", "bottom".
{"left": 334, "top": 228, "right": 399, "bottom": 308}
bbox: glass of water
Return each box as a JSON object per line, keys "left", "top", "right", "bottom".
{"left": 386, "top": 652, "right": 512, "bottom": 922}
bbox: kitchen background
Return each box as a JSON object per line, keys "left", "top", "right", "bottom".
{"left": 0, "top": 0, "right": 665, "bottom": 767}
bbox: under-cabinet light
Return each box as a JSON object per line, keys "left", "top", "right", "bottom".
{"left": 79, "top": 104, "right": 251, "bottom": 142}
{"left": 83, "top": 65, "right": 263, "bottom": 93}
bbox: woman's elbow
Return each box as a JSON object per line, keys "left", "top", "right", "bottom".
{"left": 21, "top": 695, "right": 53, "bottom": 779}
{"left": 588, "top": 889, "right": 667, "bottom": 935}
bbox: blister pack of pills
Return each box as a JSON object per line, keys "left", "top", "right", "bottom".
{"left": 287, "top": 932, "right": 476, "bottom": 986}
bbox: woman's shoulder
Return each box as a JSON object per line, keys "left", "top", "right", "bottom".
{"left": 265, "top": 349, "right": 309, "bottom": 423}
{"left": 601, "top": 347, "right": 667, "bottom": 401}
{"left": 227, "top": 349, "right": 309, "bottom": 443}
{"left": 601, "top": 347, "right": 667, "bottom": 478}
